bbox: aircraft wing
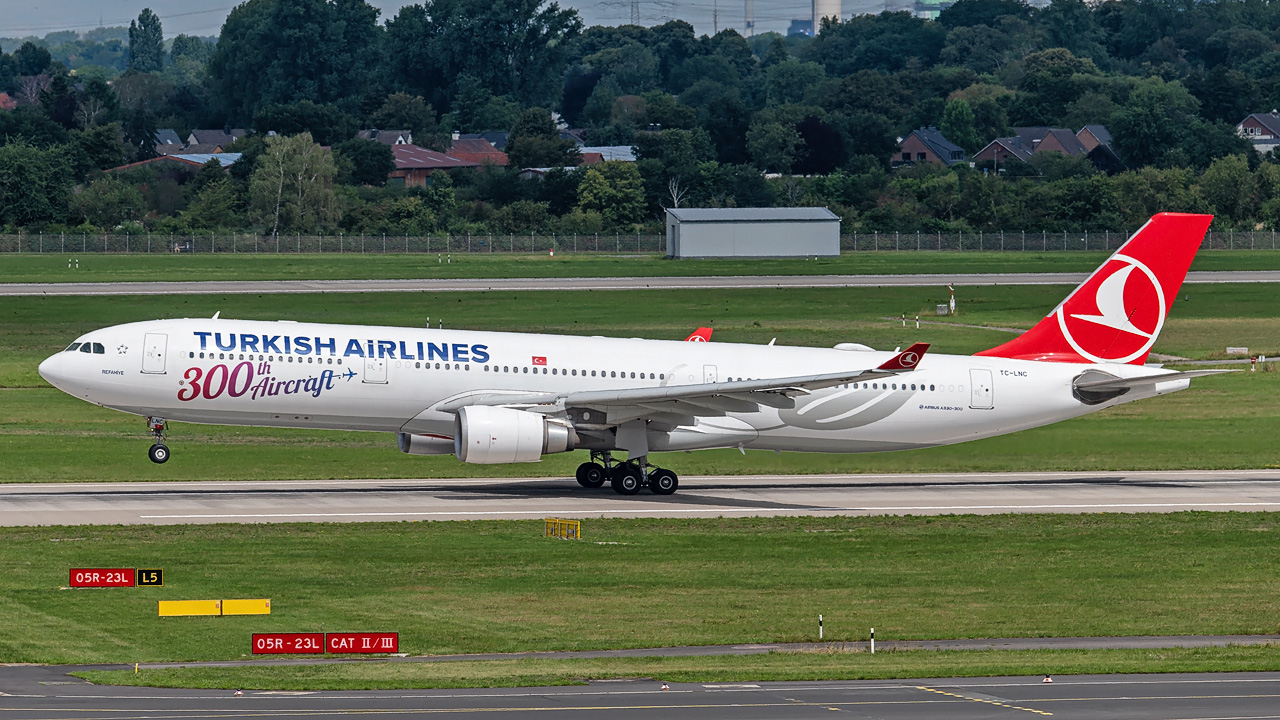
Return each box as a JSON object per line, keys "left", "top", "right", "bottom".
{"left": 436, "top": 343, "right": 929, "bottom": 427}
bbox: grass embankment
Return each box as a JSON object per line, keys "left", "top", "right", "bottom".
{"left": 6, "top": 514, "right": 1280, "bottom": 666}
{"left": 2, "top": 285, "right": 1277, "bottom": 482}
{"left": 76, "top": 646, "right": 1280, "bottom": 690}
{"left": 3, "top": 249, "right": 1280, "bottom": 284}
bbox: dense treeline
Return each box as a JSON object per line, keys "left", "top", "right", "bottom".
{"left": 3, "top": 0, "right": 1280, "bottom": 237}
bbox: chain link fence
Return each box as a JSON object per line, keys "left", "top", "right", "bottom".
{"left": 0, "top": 229, "right": 1275, "bottom": 254}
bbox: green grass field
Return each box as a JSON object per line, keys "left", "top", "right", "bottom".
{"left": 2, "top": 285, "right": 1276, "bottom": 482}
{"left": 4, "top": 249, "right": 1280, "bottom": 284}
{"left": 75, "top": 646, "right": 1280, "bottom": 690}
{"left": 5, "top": 514, "right": 1280, "bottom": 667}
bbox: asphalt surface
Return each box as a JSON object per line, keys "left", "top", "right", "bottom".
{"left": 5, "top": 469, "right": 1280, "bottom": 526}
{"left": 5, "top": 666, "right": 1280, "bottom": 719}
{"left": 2, "top": 270, "right": 1279, "bottom": 296}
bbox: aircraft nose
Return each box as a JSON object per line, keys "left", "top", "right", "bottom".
{"left": 38, "top": 353, "right": 67, "bottom": 389}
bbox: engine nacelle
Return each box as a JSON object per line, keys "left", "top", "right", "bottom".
{"left": 454, "top": 406, "right": 576, "bottom": 464}
{"left": 397, "top": 433, "right": 456, "bottom": 456}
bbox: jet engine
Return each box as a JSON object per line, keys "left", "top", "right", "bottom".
{"left": 454, "top": 405, "right": 577, "bottom": 464}
{"left": 397, "top": 433, "right": 456, "bottom": 456}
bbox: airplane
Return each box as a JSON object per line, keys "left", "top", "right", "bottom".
{"left": 39, "top": 213, "right": 1229, "bottom": 496}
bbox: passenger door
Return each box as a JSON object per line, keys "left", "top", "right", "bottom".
{"left": 969, "top": 369, "right": 993, "bottom": 409}
{"left": 364, "top": 356, "right": 387, "bottom": 384}
{"left": 141, "top": 333, "right": 167, "bottom": 374}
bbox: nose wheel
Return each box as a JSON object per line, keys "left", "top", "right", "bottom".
{"left": 146, "top": 417, "right": 170, "bottom": 464}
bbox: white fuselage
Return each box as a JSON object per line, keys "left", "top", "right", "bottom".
{"left": 39, "top": 318, "right": 1190, "bottom": 456}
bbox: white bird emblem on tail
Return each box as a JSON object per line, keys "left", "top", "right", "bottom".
{"left": 1068, "top": 264, "right": 1154, "bottom": 339}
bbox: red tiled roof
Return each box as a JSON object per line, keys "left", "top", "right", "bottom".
{"left": 447, "top": 138, "right": 509, "bottom": 165}
{"left": 391, "top": 144, "right": 479, "bottom": 170}
{"left": 0, "top": 92, "right": 16, "bottom": 111}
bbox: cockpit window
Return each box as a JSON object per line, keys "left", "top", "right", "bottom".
{"left": 92, "top": 343, "right": 105, "bottom": 354}
{"left": 80, "top": 344, "right": 92, "bottom": 353}
{"left": 65, "top": 343, "right": 81, "bottom": 352}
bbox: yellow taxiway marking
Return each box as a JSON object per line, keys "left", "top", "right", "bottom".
{"left": 917, "top": 685, "right": 1052, "bottom": 715}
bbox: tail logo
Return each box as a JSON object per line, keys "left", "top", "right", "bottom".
{"left": 688, "top": 335, "right": 707, "bottom": 342}
{"left": 1056, "top": 253, "right": 1165, "bottom": 364}
{"left": 898, "top": 351, "right": 920, "bottom": 367}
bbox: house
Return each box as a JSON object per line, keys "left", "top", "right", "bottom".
{"left": 974, "top": 127, "right": 1084, "bottom": 164}
{"left": 187, "top": 127, "right": 247, "bottom": 147}
{"left": 1236, "top": 112, "right": 1280, "bottom": 155}
{"left": 0, "top": 92, "right": 19, "bottom": 111}
{"left": 357, "top": 129, "right": 412, "bottom": 145}
{"left": 154, "top": 129, "right": 182, "bottom": 147}
{"left": 388, "top": 144, "right": 478, "bottom": 187}
{"left": 159, "top": 142, "right": 223, "bottom": 155}
{"left": 518, "top": 166, "right": 586, "bottom": 180}
{"left": 1076, "top": 125, "right": 1112, "bottom": 153}
{"left": 578, "top": 145, "right": 636, "bottom": 162}
{"left": 972, "top": 136, "right": 1034, "bottom": 165}
{"left": 457, "top": 132, "right": 510, "bottom": 150}
{"left": 894, "top": 126, "right": 968, "bottom": 167}
{"left": 447, "top": 137, "right": 509, "bottom": 165}
{"left": 106, "top": 153, "right": 242, "bottom": 174}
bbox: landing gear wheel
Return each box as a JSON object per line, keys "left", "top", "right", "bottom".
{"left": 576, "top": 462, "right": 607, "bottom": 488}
{"left": 649, "top": 468, "right": 678, "bottom": 495}
{"left": 611, "top": 463, "right": 642, "bottom": 495}
{"left": 148, "top": 443, "right": 170, "bottom": 464}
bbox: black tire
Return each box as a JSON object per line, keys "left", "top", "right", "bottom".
{"left": 610, "top": 464, "right": 642, "bottom": 495}
{"left": 148, "top": 444, "right": 169, "bottom": 464}
{"left": 576, "top": 462, "right": 607, "bottom": 488}
{"left": 649, "top": 469, "right": 678, "bottom": 495}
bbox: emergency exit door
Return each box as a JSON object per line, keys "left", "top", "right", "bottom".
{"left": 969, "top": 369, "right": 993, "bottom": 409}
{"left": 703, "top": 365, "right": 718, "bottom": 383}
{"left": 141, "top": 333, "right": 167, "bottom": 374}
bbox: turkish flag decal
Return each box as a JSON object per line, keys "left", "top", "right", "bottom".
{"left": 532, "top": 356, "right": 547, "bottom": 365}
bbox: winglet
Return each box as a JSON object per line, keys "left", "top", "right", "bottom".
{"left": 685, "top": 327, "right": 713, "bottom": 342}
{"left": 877, "top": 342, "right": 929, "bottom": 371}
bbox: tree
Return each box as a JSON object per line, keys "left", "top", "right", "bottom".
{"left": 122, "top": 106, "right": 159, "bottom": 162}
{"left": 73, "top": 123, "right": 126, "bottom": 171}
{"left": 939, "top": 99, "right": 981, "bottom": 153}
{"left": 75, "top": 77, "right": 121, "bottom": 129}
{"left": 370, "top": 93, "right": 448, "bottom": 149}
{"left": 764, "top": 59, "right": 826, "bottom": 106}
{"left": 69, "top": 176, "right": 146, "bottom": 227}
{"left": 128, "top": 8, "right": 165, "bottom": 72}
{"left": 746, "top": 121, "right": 800, "bottom": 173}
{"left": 170, "top": 34, "right": 214, "bottom": 63}
{"left": 253, "top": 101, "right": 358, "bottom": 146}
{"left": 1109, "top": 77, "right": 1200, "bottom": 168}
{"left": 209, "top": 0, "right": 382, "bottom": 121}
{"left": 0, "top": 143, "right": 74, "bottom": 226}
{"left": 333, "top": 138, "right": 395, "bottom": 186}
{"left": 506, "top": 108, "right": 579, "bottom": 168}
{"left": 249, "top": 132, "right": 338, "bottom": 235}
{"left": 182, "top": 177, "right": 240, "bottom": 229}
{"left": 1198, "top": 154, "right": 1255, "bottom": 225}
{"left": 13, "top": 42, "right": 52, "bottom": 76}
{"left": 385, "top": 0, "right": 582, "bottom": 110}
{"left": 577, "top": 161, "right": 645, "bottom": 227}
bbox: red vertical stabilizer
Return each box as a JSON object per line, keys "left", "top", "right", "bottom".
{"left": 975, "top": 212, "right": 1212, "bottom": 365}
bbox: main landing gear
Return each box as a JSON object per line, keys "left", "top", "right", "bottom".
{"left": 145, "top": 416, "right": 169, "bottom": 464}
{"left": 575, "top": 452, "right": 679, "bottom": 496}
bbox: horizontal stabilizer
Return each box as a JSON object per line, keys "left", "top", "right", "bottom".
{"left": 1073, "top": 368, "right": 1236, "bottom": 391}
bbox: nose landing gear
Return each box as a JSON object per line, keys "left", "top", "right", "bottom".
{"left": 146, "top": 417, "right": 170, "bottom": 464}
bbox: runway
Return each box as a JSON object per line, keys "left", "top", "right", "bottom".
{"left": 5, "top": 667, "right": 1280, "bottom": 719}
{"left": 2, "top": 270, "right": 1277, "bottom": 296}
{"left": 5, "top": 469, "right": 1280, "bottom": 526}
